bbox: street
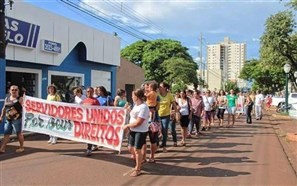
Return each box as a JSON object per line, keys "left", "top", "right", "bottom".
{"left": 1, "top": 114, "right": 297, "bottom": 186}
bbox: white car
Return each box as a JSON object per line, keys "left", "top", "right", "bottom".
{"left": 272, "top": 93, "right": 297, "bottom": 107}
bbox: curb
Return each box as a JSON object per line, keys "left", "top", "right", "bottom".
{"left": 267, "top": 111, "right": 297, "bottom": 176}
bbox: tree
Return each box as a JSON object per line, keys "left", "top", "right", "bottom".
{"left": 260, "top": 10, "right": 297, "bottom": 89}
{"left": 121, "top": 39, "right": 198, "bottom": 86}
{"left": 239, "top": 59, "right": 285, "bottom": 93}
{"left": 225, "top": 80, "right": 239, "bottom": 93}
{"left": 161, "top": 57, "right": 198, "bottom": 86}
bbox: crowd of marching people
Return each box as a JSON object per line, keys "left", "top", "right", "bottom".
{"left": 0, "top": 82, "right": 268, "bottom": 177}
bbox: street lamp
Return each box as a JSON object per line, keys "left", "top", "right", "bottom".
{"left": 284, "top": 63, "right": 291, "bottom": 113}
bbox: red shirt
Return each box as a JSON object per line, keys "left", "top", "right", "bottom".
{"left": 82, "top": 97, "right": 100, "bottom": 106}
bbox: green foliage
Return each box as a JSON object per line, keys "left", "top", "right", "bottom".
{"left": 171, "top": 81, "right": 187, "bottom": 94}
{"left": 121, "top": 39, "right": 198, "bottom": 86}
{"left": 240, "top": 5, "right": 297, "bottom": 93}
{"left": 161, "top": 57, "right": 198, "bottom": 85}
{"left": 225, "top": 81, "right": 239, "bottom": 93}
{"left": 260, "top": 10, "right": 297, "bottom": 89}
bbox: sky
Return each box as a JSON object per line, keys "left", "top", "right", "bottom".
{"left": 24, "top": 0, "right": 290, "bottom": 63}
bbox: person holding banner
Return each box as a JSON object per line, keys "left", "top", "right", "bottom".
{"left": 73, "top": 87, "right": 86, "bottom": 104}
{"left": 82, "top": 87, "right": 100, "bottom": 156}
{"left": 0, "top": 85, "right": 24, "bottom": 153}
{"left": 46, "top": 85, "right": 61, "bottom": 145}
{"left": 122, "top": 89, "right": 149, "bottom": 177}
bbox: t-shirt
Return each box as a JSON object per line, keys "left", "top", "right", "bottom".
{"left": 97, "top": 96, "right": 112, "bottom": 106}
{"left": 217, "top": 95, "right": 227, "bottom": 109}
{"left": 75, "top": 95, "right": 86, "bottom": 104}
{"left": 158, "top": 93, "right": 175, "bottom": 117}
{"left": 255, "top": 94, "right": 264, "bottom": 106}
{"left": 178, "top": 98, "right": 190, "bottom": 116}
{"left": 146, "top": 91, "right": 158, "bottom": 107}
{"left": 82, "top": 97, "right": 100, "bottom": 106}
{"left": 129, "top": 103, "right": 149, "bottom": 132}
{"left": 47, "top": 94, "right": 61, "bottom": 102}
{"left": 227, "top": 95, "right": 238, "bottom": 107}
{"left": 191, "top": 97, "right": 204, "bottom": 116}
{"left": 203, "top": 96, "right": 215, "bottom": 111}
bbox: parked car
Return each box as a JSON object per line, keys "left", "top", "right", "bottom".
{"left": 272, "top": 92, "right": 297, "bottom": 108}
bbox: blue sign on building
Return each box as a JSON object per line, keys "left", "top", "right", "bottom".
{"left": 5, "top": 16, "right": 40, "bottom": 48}
{"left": 41, "top": 39, "right": 62, "bottom": 53}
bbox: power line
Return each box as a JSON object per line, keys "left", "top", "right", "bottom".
{"left": 77, "top": 0, "right": 155, "bottom": 40}
{"left": 59, "top": 0, "right": 152, "bottom": 41}
{"left": 103, "top": 0, "right": 164, "bottom": 36}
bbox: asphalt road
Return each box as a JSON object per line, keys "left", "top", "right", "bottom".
{"left": 1, "top": 114, "right": 297, "bottom": 186}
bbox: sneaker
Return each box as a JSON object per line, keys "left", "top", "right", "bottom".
{"left": 162, "top": 147, "right": 167, "bottom": 153}
{"left": 201, "top": 127, "right": 206, "bottom": 131}
{"left": 47, "top": 137, "right": 53, "bottom": 144}
{"left": 86, "top": 150, "right": 92, "bottom": 156}
{"left": 92, "top": 146, "right": 99, "bottom": 151}
{"left": 51, "top": 137, "right": 57, "bottom": 145}
{"left": 173, "top": 142, "right": 177, "bottom": 147}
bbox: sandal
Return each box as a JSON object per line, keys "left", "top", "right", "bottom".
{"left": 130, "top": 169, "right": 141, "bottom": 177}
{"left": 147, "top": 158, "right": 156, "bottom": 163}
{"left": 16, "top": 148, "right": 25, "bottom": 153}
{"left": 141, "top": 159, "right": 147, "bottom": 164}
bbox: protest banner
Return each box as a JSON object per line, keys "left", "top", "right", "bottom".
{"left": 22, "top": 96, "right": 126, "bottom": 151}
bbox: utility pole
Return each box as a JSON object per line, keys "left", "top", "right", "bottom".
{"left": 0, "top": 0, "right": 6, "bottom": 133}
{"left": 0, "top": 0, "right": 13, "bottom": 133}
{"left": 199, "top": 33, "right": 203, "bottom": 91}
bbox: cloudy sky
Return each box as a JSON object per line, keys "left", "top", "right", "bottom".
{"left": 26, "top": 0, "right": 290, "bottom": 61}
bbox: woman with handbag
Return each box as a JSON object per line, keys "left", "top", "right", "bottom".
{"left": 122, "top": 89, "right": 150, "bottom": 177}
{"left": 177, "top": 90, "right": 193, "bottom": 146}
{"left": 0, "top": 85, "right": 24, "bottom": 153}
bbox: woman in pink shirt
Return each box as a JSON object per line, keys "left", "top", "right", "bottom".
{"left": 189, "top": 90, "right": 205, "bottom": 137}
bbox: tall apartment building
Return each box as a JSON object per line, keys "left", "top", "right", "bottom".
{"left": 206, "top": 37, "right": 246, "bottom": 91}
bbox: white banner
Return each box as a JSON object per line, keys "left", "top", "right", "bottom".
{"left": 22, "top": 96, "right": 126, "bottom": 151}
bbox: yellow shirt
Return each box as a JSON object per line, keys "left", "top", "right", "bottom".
{"left": 158, "top": 93, "right": 175, "bottom": 117}
{"left": 47, "top": 94, "right": 61, "bottom": 102}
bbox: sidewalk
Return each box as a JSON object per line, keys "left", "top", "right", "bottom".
{"left": 266, "top": 108, "right": 297, "bottom": 176}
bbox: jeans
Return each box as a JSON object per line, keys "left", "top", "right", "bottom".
{"left": 168, "top": 119, "right": 177, "bottom": 143}
{"left": 246, "top": 107, "right": 252, "bottom": 123}
{"left": 255, "top": 105, "right": 262, "bottom": 119}
{"left": 160, "top": 115, "right": 171, "bottom": 147}
{"left": 217, "top": 109, "right": 225, "bottom": 119}
{"left": 189, "top": 115, "right": 201, "bottom": 134}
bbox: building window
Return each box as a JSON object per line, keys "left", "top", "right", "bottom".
{"left": 48, "top": 71, "right": 84, "bottom": 103}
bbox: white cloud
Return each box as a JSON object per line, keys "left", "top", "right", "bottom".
{"left": 252, "top": 38, "right": 260, "bottom": 42}
{"left": 80, "top": 0, "right": 286, "bottom": 59}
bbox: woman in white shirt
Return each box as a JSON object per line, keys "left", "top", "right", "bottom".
{"left": 122, "top": 89, "right": 150, "bottom": 177}
{"left": 73, "top": 87, "right": 86, "bottom": 104}
{"left": 177, "top": 90, "right": 192, "bottom": 146}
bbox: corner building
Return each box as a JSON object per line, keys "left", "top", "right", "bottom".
{"left": 0, "top": 1, "right": 120, "bottom": 133}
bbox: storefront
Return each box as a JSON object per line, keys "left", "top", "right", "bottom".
{"left": 0, "top": 1, "right": 120, "bottom": 134}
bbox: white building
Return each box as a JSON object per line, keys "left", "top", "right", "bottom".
{"left": 206, "top": 37, "right": 247, "bottom": 91}
{"left": 0, "top": 1, "right": 120, "bottom": 133}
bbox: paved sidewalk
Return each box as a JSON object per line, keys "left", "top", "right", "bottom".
{"left": 266, "top": 109, "right": 297, "bottom": 176}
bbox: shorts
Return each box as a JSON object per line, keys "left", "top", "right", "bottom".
{"left": 4, "top": 118, "right": 22, "bottom": 135}
{"left": 204, "top": 111, "right": 211, "bottom": 121}
{"left": 128, "top": 131, "right": 148, "bottom": 149}
{"left": 148, "top": 130, "right": 158, "bottom": 144}
{"left": 227, "top": 107, "right": 236, "bottom": 115}
{"left": 180, "top": 115, "right": 190, "bottom": 128}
